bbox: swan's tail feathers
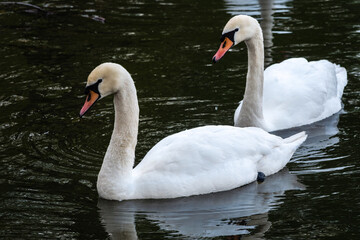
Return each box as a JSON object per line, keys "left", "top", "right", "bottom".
{"left": 284, "top": 131, "right": 307, "bottom": 144}
{"left": 284, "top": 131, "right": 307, "bottom": 147}
{"left": 257, "top": 131, "right": 307, "bottom": 177}
{"left": 335, "top": 64, "right": 347, "bottom": 98}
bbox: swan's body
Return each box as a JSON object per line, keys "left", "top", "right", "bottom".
{"left": 234, "top": 58, "right": 347, "bottom": 132}
{"left": 80, "top": 63, "right": 307, "bottom": 201}
{"left": 213, "top": 15, "right": 347, "bottom": 132}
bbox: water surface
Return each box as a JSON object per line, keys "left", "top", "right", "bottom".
{"left": 0, "top": 0, "right": 359, "bottom": 239}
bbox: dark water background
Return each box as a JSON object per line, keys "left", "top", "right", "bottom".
{"left": 0, "top": 0, "right": 359, "bottom": 239}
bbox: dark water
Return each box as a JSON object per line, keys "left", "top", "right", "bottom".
{"left": 0, "top": 0, "right": 359, "bottom": 239}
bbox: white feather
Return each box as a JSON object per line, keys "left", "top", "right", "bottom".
{"left": 133, "top": 126, "right": 306, "bottom": 199}
{"left": 234, "top": 58, "right": 347, "bottom": 131}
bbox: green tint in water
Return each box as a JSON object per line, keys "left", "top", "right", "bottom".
{"left": 0, "top": 0, "right": 359, "bottom": 239}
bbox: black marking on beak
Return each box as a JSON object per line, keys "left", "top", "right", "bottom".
{"left": 212, "top": 56, "right": 217, "bottom": 64}
{"left": 220, "top": 28, "right": 239, "bottom": 43}
{"left": 84, "top": 79, "right": 103, "bottom": 95}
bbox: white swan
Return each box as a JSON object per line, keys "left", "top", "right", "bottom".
{"left": 212, "top": 15, "right": 347, "bottom": 132}
{"left": 79, "top": 62, "right": 307, "bottom": 201}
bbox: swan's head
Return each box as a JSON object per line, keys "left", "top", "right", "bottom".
{"left": 212, "top": 15, "right": 261, "bottom": 63}
{"left": 79, "top": 62, "right": 128, "bottom": 117}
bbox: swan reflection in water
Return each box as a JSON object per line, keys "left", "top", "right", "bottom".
{"left": 273, "top": 112, "right": 341, "bottom": 157}
{"left": 98, "top": 168, "right": 304, "bottom": 239}
{"left": 97, "top": 113, "right": 342, "bottom": 239}
{"left": 98, "top": 112, "right": 341, "bottom": 240}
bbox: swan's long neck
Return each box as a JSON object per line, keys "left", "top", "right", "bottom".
{"left": 97, "top": 74, "right": 139, "bottom": 199}
{"left": 235, "top": 29, "right": 265, "bottom": 129}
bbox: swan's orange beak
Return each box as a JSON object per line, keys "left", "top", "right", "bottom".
{"left": 212, "top": 37, "right": 233, "bottom": 63}
{"left": 80, "top": 90, "right": 100, "bottom": 117}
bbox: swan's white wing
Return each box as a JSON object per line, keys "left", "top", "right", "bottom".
{"left": 132, "top": 126, "right": 306, "bottom": 199}
{"left": 235, "top": 58, "right": 347, "bottom": 131}
{"left": 263, "top": 58, "right": 347, "bottom": 131}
